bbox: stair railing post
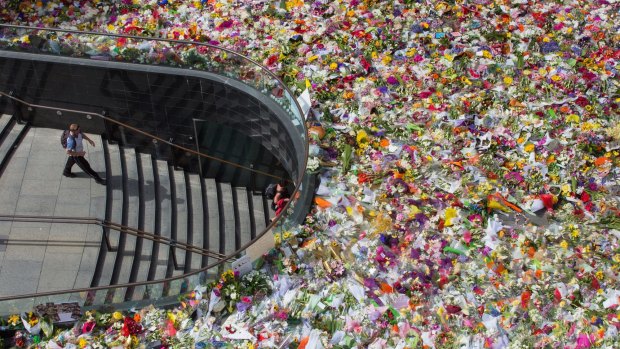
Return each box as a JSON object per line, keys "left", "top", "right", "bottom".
{"left": 102, "top": 224, "right": 114, "bottom": 251}
{"left": 249, "top": 163, "right": 255, "bottom": 192}
{"left": 8, "top": 91, "right": 24, "bottom": 124}
{"left": 101, "top": 110, "right": 112, "bottom": 141}
{"left": 169, "top": 242, "right": 179, "bottom": 269}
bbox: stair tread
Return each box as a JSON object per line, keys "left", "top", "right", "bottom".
{"left": 235, "top": 187, "right": 253, "bottom": 247}
{"left": 204, "top": 178, "right": 220, "bottom": 254}
{"left": 0, "top": 114, "right": 13, "bottom": 136}
{"left": 136, "top": 153, "right": 155, "bottom": 283}
{"left": 219, "top": 182, "right": 236, "bottom": 255}
{"left": 106, "top": 142, "right": 123, "bottom": 242}
{"left": 97, "top": 141, "right": 122, "bottom": 287}
{"left": 252, "top": 194, "right": 267, "bottom": 234}
{"left": 156, "top": 160, "right": 173, "bottom": 240}
{"left": 188, "top": 174, "right": 205, "bottom": 270}
{"left": 172, "top": 169, "right": 188, "bottom": 267}
{"left": 115, "top": 148, "right": 139, "bottom": 285}
{"left": 0, "top": 122, "right": 25, "bottom": 161}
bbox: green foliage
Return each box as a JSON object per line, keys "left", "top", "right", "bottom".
{"left": 341, "top": 144, "right": 352, "bottom": 174}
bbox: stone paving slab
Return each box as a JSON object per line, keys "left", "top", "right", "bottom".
{"left": 0, "top": 128, "right": 105, "bottom": 297}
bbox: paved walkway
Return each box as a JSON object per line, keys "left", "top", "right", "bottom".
{"left": 0, "top": 127, "right": 105, "bottom": 300}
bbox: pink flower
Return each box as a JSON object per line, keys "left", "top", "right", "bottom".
{"left": 82, "top": 321, "right": 95, "bottom": 333}
{"left": 576, "top": 333, "right": 594, "bottom": 348}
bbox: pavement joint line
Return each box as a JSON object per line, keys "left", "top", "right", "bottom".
{"left": 0, "top": 235, "right": 7, "bottom": 251}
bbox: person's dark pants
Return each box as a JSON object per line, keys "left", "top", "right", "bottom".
{"left": 63, "top": 156, "right": 103, "bottom": 181}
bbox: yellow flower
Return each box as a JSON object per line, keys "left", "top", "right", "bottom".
{"left": 482, "top": 50, "right": 492, "bottom": 59}
{"left": 581, "top": 121, "right": 600, "bottom": 131}
{"left": 329, "top": 62, "right": 338, "bottom": 70}
{"left": 539, "top": 68, "right": 547, "bottom": 76}
{"left": 560, "top": 240, "right": 568, "bottom": 249}
{"left": 406, "top": 48, "right": 416, "bottom": 57}
{"left": 561, "top": 184, "right": 571, "bottom": 196}
{"left": 274, "top": 233, "right": 281, "bottom": 244}
{"left": 113, "top": 311, "right": 123, "bottom": 321}
{"left": 503, "top": 76, "right": 513, "bottom": 85}
{"left": 356, "top": 129, "right": 368, "bottom": 146}
{"left": 282, "top": 231, "right": 292, "bottom": 239}
{"left": 381, "top": 55, "right": 392, "bottom": 65}
{"left": 78, "top": 338, "right": 88, "bottom": 348}
{"left": 551, "top": 75, "right": 562, "bottom": 81}
{"left": 595, "top": 270, "right": 604, "bottom": 280}
{"left": 565, "top": 114, "right": 579, "bottom": 123}
{"left": 524, "top": 143, "right": 535, "bottom": 152}
{"left": 444, "top": 207, "right": 458, "bottom": 227}
{"left": 8, "top": 314, "right": 20, "bottom": 326}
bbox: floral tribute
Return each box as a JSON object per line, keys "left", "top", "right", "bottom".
{"left": 1, "top": 0, "right": 620, "bottom": 348}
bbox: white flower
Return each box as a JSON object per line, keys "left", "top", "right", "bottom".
{"left": 307, "top": 157, "right": 320, "bottom": 172}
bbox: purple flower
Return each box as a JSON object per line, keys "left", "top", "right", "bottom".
{"left": 236, "top": 301, "right": 251, "bottom": 312}
{"left": 387, "top": 76, "right": 400, "bottom": 85}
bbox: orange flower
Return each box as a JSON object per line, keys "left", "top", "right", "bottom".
{"left": 380, "top": 282, "right": 394, "bottom": 293}
{"left": 594, "top": 156, "right": 610, "bottom": 167}
{"left": 380, "top": 138, "right": 390, "bottom": 147}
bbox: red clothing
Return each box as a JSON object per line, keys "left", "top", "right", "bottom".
{"left": 275, "top": 198, "right": 289, "bottom": 216}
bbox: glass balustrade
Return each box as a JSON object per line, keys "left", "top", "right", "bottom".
{"left": 0, "top": 24, "right": 310, "bottom": 316}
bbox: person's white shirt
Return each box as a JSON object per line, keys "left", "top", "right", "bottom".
{"left": 69, "top": 133, "right": 84, "bottom": 152}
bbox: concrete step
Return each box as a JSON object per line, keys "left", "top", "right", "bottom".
{"left": 188, "top": 174, "right": 205, "bottom": 270}
{"left": 74, "top": 134, "right": 106, "bottom": 289}
{"left": 0, "top": 114, "right": 13, "bottom": 139}
{"left": 0, "top": 121, "right": 26, "bottom": 171}
{"left": 172, "top": 169, "right": 188, "bottom": 273}
{"left": 154, "top": 160, "right": 172, "bottom": 281}
{"left": 94, "top": 140, "right": 122, "bottom": 287}
{"left": 218, "top": 182, "right": 236, "bottom": 255}
{"left": 137, "top": 153, "right": 155, "bottom": 280}
{"left": 111, "top": 148, "right": 138, "bottom": 286}
{"left": 204, "top": 178, "right": 221, "bottom": 255}
{"left": 252, "top": 193, "right": 268, "bottom": 234}
{"left": 234, "top": 187, "right": 252, "bottom": 248}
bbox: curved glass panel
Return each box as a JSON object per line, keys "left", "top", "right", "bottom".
{"left": 0, "top": 24, "right": 310, "bottom": 315}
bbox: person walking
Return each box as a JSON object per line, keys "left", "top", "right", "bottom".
{"left": 63, "top": 123, "right": 106, "bottom": 185}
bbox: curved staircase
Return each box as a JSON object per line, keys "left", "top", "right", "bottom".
{"left": 0, "top": 104, "right": 273, "bottom": 300}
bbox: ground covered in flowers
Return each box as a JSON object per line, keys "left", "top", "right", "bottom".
{"left": 1, "top": 0, "right": 620, "bottom": 348}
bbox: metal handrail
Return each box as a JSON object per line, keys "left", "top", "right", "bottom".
{"left": 0, "top": 214, "right": 226, "bottom": 259}
{"left": 0, "top": 91, "right": 285, "bottom": 183}
{"left": 0, "top": 24, "right": 309, "bottom": 302}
